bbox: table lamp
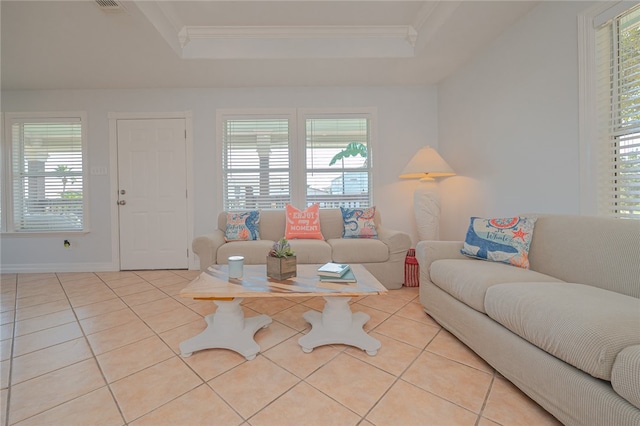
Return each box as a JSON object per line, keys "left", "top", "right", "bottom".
{"left": 399, "top": 146, "right": 455, "bottom": 241}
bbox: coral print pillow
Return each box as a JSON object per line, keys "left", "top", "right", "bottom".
{"left": 224, "top": 210, "right": 260, "bottom": 242}
{"left": 285, "top": 203, "right": 324, "bottom": 240}
{"left": 341, "top": 206, "right": 378, "bottom": 239}
{"left": 460, "top": 216, "right": 536, "bottom": 269}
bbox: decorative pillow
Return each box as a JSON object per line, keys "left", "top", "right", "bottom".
{"left": 285, "top": 203, "right": 324, "bottom": 240}
{"left": 341, "top": 206, "right": 378, "bottom": 239}
{"left": 460, "top": 216, "right": 537, "bottom": 269}
{"left": 224, "top": 210, "right": 260, "bottom": 242}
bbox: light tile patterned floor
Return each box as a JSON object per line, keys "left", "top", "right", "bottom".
{"left": 0, "top": 271, "right": 562, "bottom": 426}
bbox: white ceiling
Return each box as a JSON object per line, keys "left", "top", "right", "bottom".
{"left": 0, "top": 1, "right": 538, "bottom": 90}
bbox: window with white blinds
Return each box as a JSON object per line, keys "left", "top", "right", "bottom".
{"left": 222, "top": 116, "right": 291, "bottom": 210}
{"left": 305, "top": 117, "right": 371, "bottom": 208}
{"left": 595, "top": 4, "right": 640, "bottom": 219}
{"left": 219, "top": 109, "right": 374, "bottom": 210}
{"left": 4, "top": 113, "right": 86, "bottom": 232}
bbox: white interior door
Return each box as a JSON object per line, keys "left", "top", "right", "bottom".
{"left": 117, "top": 118, "right": 188, "bottom": 270}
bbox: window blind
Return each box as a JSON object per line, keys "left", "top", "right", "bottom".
{"left": 305, "top": 117, "right": 371, "bottom": 208}
{"left": 595, "top": 5, "right": 640, "bottom": 218}
{"left": 222, "top": 117, "right": 291, "bottom": 210}
{"left": 10, "top": 118, "right": 84, "bottom": 231}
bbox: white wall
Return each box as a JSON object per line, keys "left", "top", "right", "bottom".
{"left": 1, "top": 86, "right": 436, "bottom": 272}
{"left": 437, "top": 1, "right": 595, "bottom": 240}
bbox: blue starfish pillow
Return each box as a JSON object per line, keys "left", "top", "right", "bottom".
{"left": 340, "top": 206, "right": 378, "bottom": 239}
{"left": 460, "top": 216, "right": 537, "bottom": 269}
{"left": 224, "top": 210, "right": 260, "bottom": 242}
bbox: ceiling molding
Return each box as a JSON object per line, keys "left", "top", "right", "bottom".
{"left": 412, "top": 0, "right": 462, "bottom": 52}
{"left": 177, "top": 25, "right": 418, "bottom": 59}
{"left": 131, "top": 1, "right": 183, "bottom": 56}
{"left": 134, "top": 0, "right": 419, "bottom": 59}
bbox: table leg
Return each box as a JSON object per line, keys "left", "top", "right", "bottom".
{"left": 298, "top": 296, "right": 381, "bottom": 356}
{"left": 180, "top": 298, "right": 272, "bottom": 361}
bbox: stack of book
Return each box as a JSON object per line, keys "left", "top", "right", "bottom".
{"left": 317, "top": 262, "right": 356, "bottom": 283}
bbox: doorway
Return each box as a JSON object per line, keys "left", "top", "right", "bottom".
{"left": 116, "top": 117, "right": 189, "bottom": 270}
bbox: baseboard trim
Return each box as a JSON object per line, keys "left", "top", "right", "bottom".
{"left": 0, "top": 262, "right": 118, "bottom": 274}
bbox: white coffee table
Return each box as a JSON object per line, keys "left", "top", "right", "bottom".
{"left": 179, "top": 264, "right": 388, "bottom": 360}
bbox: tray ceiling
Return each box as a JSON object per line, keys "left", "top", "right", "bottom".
{"left": 1, "top": 1, "right": 538, "bottom": 90}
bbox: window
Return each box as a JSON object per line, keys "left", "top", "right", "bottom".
{"left": 305, "top": 116, "right": 371, "bottom": 208}
{"left": 594, "top": 4, "right": 640, "bottom": 218}
{"left": 218, "top": 109, "right": 374, "bottom": 210}
{"left": 221, "top": 114, "right": 292, "bottom": 210}
{"left": 3, "top": 113, "right": 87, "bottom": 232}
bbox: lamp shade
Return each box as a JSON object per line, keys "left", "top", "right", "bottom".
{"left": 399, "top": 146, "right": 455, "bottom": 179}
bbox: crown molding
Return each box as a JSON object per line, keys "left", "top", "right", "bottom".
{"left": 133, "top": 1, "right": 420, "bottom": 59}
{"left": 177, "top": 25, "right": 417, "bottom": 58}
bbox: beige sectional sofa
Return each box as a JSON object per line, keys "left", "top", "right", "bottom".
{"left": 416, "top": 214, "right": 640, "bottom": 426}
{"left": 193, "top": 208, "right": 411, "bottom": 289}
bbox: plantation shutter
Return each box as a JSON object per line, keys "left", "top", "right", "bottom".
{"left": 595, "top": 5, "right": 640, "bottom": 218}
{"left": 305, "top": 117, "right": 371, "bottom": 208}
{"left": 10, "top": 117, "right": 84, "bottom": 231}
{"left": 222, "top": 117, "right": 291, "bottom": 210}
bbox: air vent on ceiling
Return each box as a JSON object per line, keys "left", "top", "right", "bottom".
{"left": 95, "top": 0, "right": 125, "bottom": 11}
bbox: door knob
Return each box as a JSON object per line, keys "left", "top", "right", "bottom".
{"left": 118, "top": 200, "right": 126, "bottom": 205}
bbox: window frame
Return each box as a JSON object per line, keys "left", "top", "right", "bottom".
{"left": 579, "top": 1, "right": 640, "bottom": 218}
{"left": 298, "top": 109, "right": 375, "bottom": 209}
{"left": 216, "top": 107, "right": 376, "bottom": 211}
{"left": 2, "top": 111, "right": 90, "bottom": 234}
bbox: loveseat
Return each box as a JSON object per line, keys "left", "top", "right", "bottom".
{"left": 193, "top": 208, "right": 411, "bottom": 289}
{"left": 416, "top": 214, "right": 640, "bottom": 425}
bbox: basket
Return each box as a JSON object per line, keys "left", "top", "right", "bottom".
{"left": 404, "top": 248, "right": 419, "bottom": 287}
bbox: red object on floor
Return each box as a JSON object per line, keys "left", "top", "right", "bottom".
{"left": 404, "top": 248, "right": 419, "bottom": 287}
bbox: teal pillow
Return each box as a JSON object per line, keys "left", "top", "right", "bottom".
{"left": 460, "top": 216, "right": 536, "bottom": 269}
{"left": 224, "top": 210, "right": 260, "bottom": 241}
{"left": 340, "top": 206, "right": 378, "bottom": 238}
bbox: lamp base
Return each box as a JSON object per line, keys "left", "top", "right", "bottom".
{"left": 413, "top": 179, "right": 440, "bottom": 241}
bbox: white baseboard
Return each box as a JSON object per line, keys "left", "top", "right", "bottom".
{"left": 0, "top": 262, "right": 118, "bottom": 274}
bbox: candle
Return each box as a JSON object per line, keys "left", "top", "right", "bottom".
{"left": 228, "top": 255, "right": 244, "bottom": 279}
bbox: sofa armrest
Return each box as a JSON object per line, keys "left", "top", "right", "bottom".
{"left": 415, "top": 240, "right": 467, "bottom": 273}
{"left": 377, "top": 225, "right": 412, "bottom": 256}
{"left": 192, "top": 229, "right": 226, "bottom": 271}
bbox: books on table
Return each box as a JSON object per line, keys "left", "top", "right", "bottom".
{"left": 318, "top": 268, "right": 357, "bottom": 283}
{"left": 317, "top": 262, "right": 350, "bottom": 277}
{"left": 317, "top": 262, "right": 356, "bottom": 283}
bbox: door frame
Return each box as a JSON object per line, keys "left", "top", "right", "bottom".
{"left": 108, "top": 111, "right": 196, "bottom": 270}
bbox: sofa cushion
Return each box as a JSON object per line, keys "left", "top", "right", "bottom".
{"left": 328, "top": 238, "right": 388, "bottom": 263}
{"left": 485, "top": 282, "right": 640, "bottom": 380}
{"left": 288, "top": 239, "right": 332, "bottom": 264}
{"left": 340, "top": 206, "right": 378, "bottom": 238}
{"left": 611, "top": 345, "right": 640, "bottom": 409}
{"left": 224, "top": 211, "right": 260, "bottom": 241}
{"left": 460, "top": 216, "right": 536, "bottom": 269}
{"left": 527, "top": 214, "right": 640, "bottom": 298}
{"left": 217, "top": 240, "right": 274, "bottom": 264}
{"left": 429, "top": 259, "right": 562, "bottom": 313}
{"left": 285, "top": 203, "right": 324, "bottom": 240}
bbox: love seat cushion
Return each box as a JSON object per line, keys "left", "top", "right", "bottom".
{"left": 485, "top": 282, "right": 640, "bottom": 380}
{"left": 328, "top": 238, "right": 388, "bottom": 263}
{"left": 217, "top": 240, "right": 274, "bottom": 264}
{"left": 429, "top": 259, "right": 561, "bottom": 313}
{"left": 611, "top": 345, "right": 640, "bottom": 409}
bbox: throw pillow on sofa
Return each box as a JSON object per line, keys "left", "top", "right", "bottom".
{"left": 340, "top": 206, "right": 378, "bottom": 239}
{"left": 285, "top": 203, "right": 324, "bottom": 240}
{"left": 224, "top": 210, "right": 260, "bottom": 242}
{"left": 460, "top": 216, "right": 536, "bottom": 269}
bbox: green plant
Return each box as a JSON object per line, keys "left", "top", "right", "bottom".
{"left": 269, "top": 238, "right": 295, "bottom": 258}
{"left": 55, "top": 164, "right": 76, "bottom": 194}
{"left": 329, "top": 142, "right": 368, "bottom": 166}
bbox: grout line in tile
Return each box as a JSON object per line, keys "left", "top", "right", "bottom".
{"left": 55, "top": 272, "right": 128, "bottom": 425}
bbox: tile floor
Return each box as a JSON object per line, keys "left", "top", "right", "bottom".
{"left": 1, "top": 270, "right": 562, "bottom": 426}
